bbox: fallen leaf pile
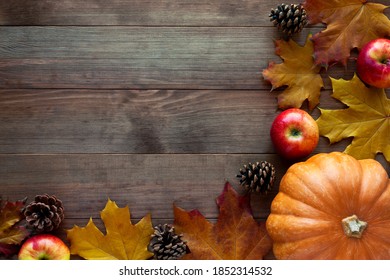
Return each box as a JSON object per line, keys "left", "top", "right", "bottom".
{"left": 263, "top": 0, "right": 390, "bottom": 163}
{"left": 65, "top": 183, "right": 272, "bottom": 260}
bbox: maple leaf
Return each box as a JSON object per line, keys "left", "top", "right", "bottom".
{"left": 173, "top": 182, "right": 272, "bottom": 260}
{"left": 262, "top": 34, "right": 324, "bottom": 111}
{"left": 303, "top": 0, "right": 390, "bottom": 66}
{"left": 0, "top": 198, "right": 29, "bottom": 256}
{"left": 67, "top": 198, "right": 154, "bottom": 260}
{"left": 317, "top": 74, "right": 390, "bottom": 162}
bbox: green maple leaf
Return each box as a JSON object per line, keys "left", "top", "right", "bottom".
{"left": 317, "top": 74, "right": 390, "bottom": 162}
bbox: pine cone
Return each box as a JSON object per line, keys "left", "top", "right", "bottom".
{"left": 23, "top": 194, "right": 64, "bottom": 233}
{"left": 237, "top": 161, "right": 276, "bottom": 193}
{"left": 148, "top": 224, "right": 187, "bottom": 260}
{"left": 269, "top": 3, "right": 308, "bottom": 36}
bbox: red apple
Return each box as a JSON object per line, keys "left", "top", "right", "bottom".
{"left": 356, "top": 38, "right": 390, "bottom": 88}
{"left": 18, "top": 234, "right": 70, "bottom": 260}
{"left": 270, "top": 108, "right": 319, "bottom": 161}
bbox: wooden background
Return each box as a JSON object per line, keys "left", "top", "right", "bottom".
{"left": 0, "top": 0, "right": 389, "bottom": 259}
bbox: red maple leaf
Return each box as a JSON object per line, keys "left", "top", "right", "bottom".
{"left": 173, "top": 182, "right": 272, "bottom": 259}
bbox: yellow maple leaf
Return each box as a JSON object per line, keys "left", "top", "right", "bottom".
{"left": 303, "top": 0, "right": 390, "bottom": 66}
{"left": 317, "top": 74, "right": 390, "bottom": 162}
{"left": 262, "top": 34, "right": 324, "bottom": 111}
{"left": 0, "top": 199, "right": 29, "bottom": 256}
{"left": 67, "top": 199, "right": 154, "bottom": 260}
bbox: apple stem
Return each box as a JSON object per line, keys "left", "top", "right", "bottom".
{"left": 290, "top": 128, "right": 301, "bottom": 137}
{"left": 38, "top": 253, "right": 50, "bottom": 260}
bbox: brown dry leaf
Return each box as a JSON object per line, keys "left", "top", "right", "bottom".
{"left": 262, "top": 34, "right": 324, "bottom": 111}
{"left": 67, "top": 198, "right": 154, "bottom": 260}
{"left": 303, "top": 0, "right": 390, "bottom": 66}
{"left": 0, "top": 198, "right": 29, "bottom": 256}
{"left": 173, "top": 182, "right": 272, "bottom": 260}
{"left": 317, "top": 74, "right": 390, "bottom": 162}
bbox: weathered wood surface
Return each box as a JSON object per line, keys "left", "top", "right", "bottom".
{"left": 1, "top": 26, "right": 357, "bottom": 90}
{"left": 0, "top": 0, "right": 327, "bottom": 26}
{"left": 0, "top": 154, "right": 291, "bottom": 219}
{"left": 1, "top": 0, "right": 389, "bottom": 26}
{"left": 0, "top": 89, "right": 354, "bottom": 154}
{"left": 0, "top": 0, "right": 389, "bottom": 259}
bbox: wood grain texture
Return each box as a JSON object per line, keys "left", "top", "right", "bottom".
{"left": 0, "top": 26, "right": 356, "bottom": 89}
{"left": 0, "top": 0, "right": 389, "bottom": 260}
{"left": 1, "top": 0, "right": 389, "bottom": 26}
{"left": 0, "top": 89, "right": 355, "bottom": 154}
{"left": 0, "top": 154, "right": 291, "bottom": 220}
{"left": 0, "top": 0, "right": 302, "bottom": 26}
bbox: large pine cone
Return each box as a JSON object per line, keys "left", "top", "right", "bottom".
{"left": 237, "top": 161, "right": 276, "bottom": 194}
{"left": 269, "top": 3, "right": 308, "bottom": 36}
{"left": 23, "top": 194, "right": 64, "bottom": 232}
{"left": 148, "top": 224, "right": 188, "bottom": 260}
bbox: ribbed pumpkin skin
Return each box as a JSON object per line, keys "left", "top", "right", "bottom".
{"left": 266, "top": 152, "right": 390, "bottom": 260}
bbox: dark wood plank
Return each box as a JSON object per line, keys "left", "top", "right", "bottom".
{"left": 0, "top": 1, "right": 389, "bottom": 261}
{"left": 0, "top": 0, "right": 300, "bottom": 26}
{"left": 1, "top": 0, "right": 389, "bottom": 27}
{"left": 0, "top": 26, "right": 357, "bottom": 90}
{"left": 1, "top": 154, "right": 388, "bottom": 220}
{"left": 0, "top": 154, "right": 293, "bottom": 220}
{"left": 0, "top": 89, "right": 358, "bottom": 154}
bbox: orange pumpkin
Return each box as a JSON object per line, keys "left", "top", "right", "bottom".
{"left": 266, "top": 152, "right": 390, "bottom": 259}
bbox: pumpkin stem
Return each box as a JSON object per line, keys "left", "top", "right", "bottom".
{"left": 342, "top": 215, "right": 367, "bottom": 238}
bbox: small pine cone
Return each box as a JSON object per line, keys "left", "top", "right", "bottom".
{"left": 23, "top": 194, "right": 64, "bottom": 233}
{"left": 237, "top": 161, "right": 276, "bottom": 193}
{"left": 148, "top": 224, "right": 187, "bottom": 260}
{"left": 269, "top": 3, "right": 308, "bottom": 36}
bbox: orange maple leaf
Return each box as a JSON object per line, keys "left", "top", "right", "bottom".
{"left": 262, "top": 34, "right": 324, "bottom": 111}
{"left": 173, "top": 182, "right": 272, "bottom": 260}
{"left": 303, "top": 0, "right": 390, "bottom": 66}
